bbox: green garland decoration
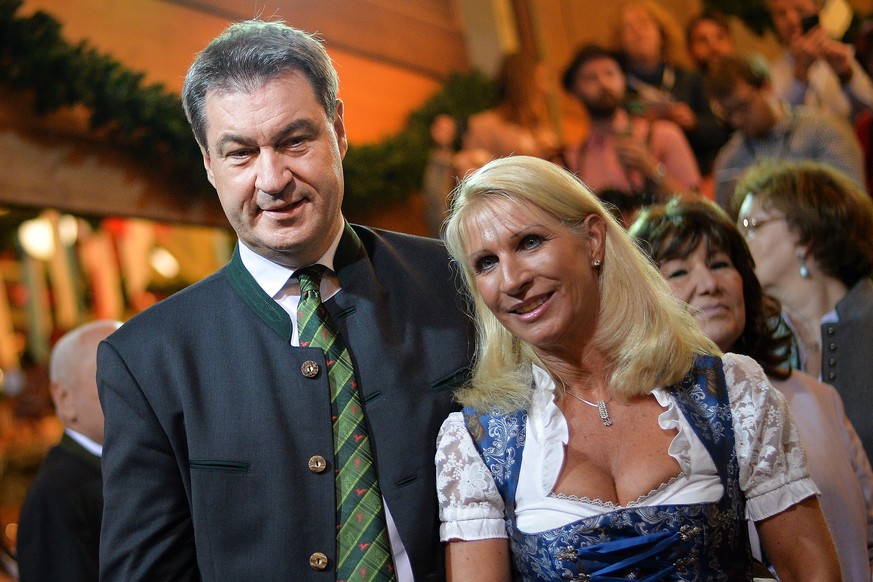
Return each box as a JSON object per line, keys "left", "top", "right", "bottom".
{"left": 0, "top": 0, "right": 496, "bottom": 213}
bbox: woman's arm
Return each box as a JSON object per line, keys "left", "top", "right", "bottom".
{"left": 436, "top": 412, "right": 510, "bottom": 579}
{"left": 756, "top": 496, "right": 840, "bottom": 582}
{"left": 447, "top": 539, "right": 512, "bottom": 582}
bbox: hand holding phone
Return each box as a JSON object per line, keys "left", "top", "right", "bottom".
{"left": 801, "top": 14, "right": 819, "bottom": 34}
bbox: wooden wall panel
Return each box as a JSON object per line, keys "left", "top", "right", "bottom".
{"left": 167, "top": 0, "right": 467, "bottom": 78}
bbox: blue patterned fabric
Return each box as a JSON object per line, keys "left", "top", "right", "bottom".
{"left": 463, "top": 356, "right": 752, "bottom": 581}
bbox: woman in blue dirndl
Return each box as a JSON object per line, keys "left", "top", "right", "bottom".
{"left": 435, "top": 156, "right": 839, "bottom": 581}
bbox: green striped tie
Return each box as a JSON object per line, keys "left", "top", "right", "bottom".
{"left": 296, "top": 266, "right": 396, "bottom": 582}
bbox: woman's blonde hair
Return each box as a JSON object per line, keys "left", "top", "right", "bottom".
{"left": 444, "top": 156, "right": 718, "bottom": 412}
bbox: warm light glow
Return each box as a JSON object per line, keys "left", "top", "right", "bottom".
{"left": 150, "top": 246, "right": 180, "bottom": 279}
{"left": 58, "top": 214, "right": 79, "bottom": 246}
{"left": 18, "top": 218, "right": 55, "bottom": 260}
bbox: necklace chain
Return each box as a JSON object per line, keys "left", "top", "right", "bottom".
{"left": 565, "top": 390, "right": 614, "bottom": 427}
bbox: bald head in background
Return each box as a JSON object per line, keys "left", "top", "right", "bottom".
{"left": 17, "top": 320, "right": 122, "bottom": 582}
{"left": 49, "top": 320, "right": 121, "bottom": 444}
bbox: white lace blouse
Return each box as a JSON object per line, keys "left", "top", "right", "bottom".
{"left": 436, "top": 353, "right": 818, "bottom": 542}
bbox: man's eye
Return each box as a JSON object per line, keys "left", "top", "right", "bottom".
{"left": 227, "top": 149, "right": 253, "bottom": 159}
{"left": 284, "top": 136, "right": 306, "bottom": 148}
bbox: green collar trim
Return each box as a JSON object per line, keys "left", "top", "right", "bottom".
{"left": 225, "top": 222, "right": 364, "bottom": 341}
{"left": 226, "top": 246, "right": 292, "bottom": 341}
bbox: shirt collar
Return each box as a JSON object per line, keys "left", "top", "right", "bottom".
{"left": 237, "top": 223, "right": 345, "bottom": 297}
{"left": 65, "top": 428, "right": 102, "bottom": 457}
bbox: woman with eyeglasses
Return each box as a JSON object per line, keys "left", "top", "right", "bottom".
{"left": 734, "top": 160, "right": 873, "bottom": 461}
{"left": 631, "top": 197, "right": 873, "bottom": 581}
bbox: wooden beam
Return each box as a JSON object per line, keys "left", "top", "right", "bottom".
{"left": 0, "top": 91, "right": 227, "bottom": 227}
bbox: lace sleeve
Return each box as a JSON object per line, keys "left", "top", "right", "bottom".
{"left": 722, "top": 353, "right": 818, "bottom": 522}
{"left": 435, "top": 412, "right": 507, "bottom": 542}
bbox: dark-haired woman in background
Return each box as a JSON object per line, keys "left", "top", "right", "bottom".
{"left": 631, "top": 197, "right": 873, "bottom": 581}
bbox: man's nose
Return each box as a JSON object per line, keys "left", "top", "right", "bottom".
{"left": 255, "top": 150, "right": 293, "bottom": 194}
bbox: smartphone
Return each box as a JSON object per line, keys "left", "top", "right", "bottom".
{"left": 801, "top": 14, "right": 819, "bottom": 33}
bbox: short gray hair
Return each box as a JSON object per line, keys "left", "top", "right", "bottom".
{"left": 182, "top": 19, "right": 339, "bottom": 150}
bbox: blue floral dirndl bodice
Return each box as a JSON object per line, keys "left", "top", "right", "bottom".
{"left": 462, "top": 356, "right": 753, "bottom": 581}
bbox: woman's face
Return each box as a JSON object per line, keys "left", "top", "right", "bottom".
{"left": 737, "top": 194, "right": 798, "bottom": 297}
{"left": 659, "top": 239, "right": 746, "bottom": 351}
{"left": 620, "top": 5, "right": 663, "bottom": 63}
{"left": 462, "top": 197, "right": 605, "bottom": 356}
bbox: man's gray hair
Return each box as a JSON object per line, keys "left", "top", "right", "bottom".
{"left": 181, "top": 19, "right": 339, "bottom": 151}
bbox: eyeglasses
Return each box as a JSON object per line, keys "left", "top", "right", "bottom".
{"left": 739, "top": 216, "right": 784, "bottom": 238}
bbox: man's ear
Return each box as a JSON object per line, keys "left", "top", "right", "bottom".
{"left": 50, "top": 381, "right": 75, "bottom": 424}
{"left": 201, "top": 145, "right": 216, "bottom": 189}
{"left": 333, "top": 99, "right": 348, "bottom": 160}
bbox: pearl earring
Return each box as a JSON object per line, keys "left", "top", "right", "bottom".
{"left": 797, "top": 254, "right": 810, "bottom": 279}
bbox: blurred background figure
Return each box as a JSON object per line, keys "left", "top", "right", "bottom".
{"left": 735, "top": 160, "right": 873, "bottom": 461}
{"left": 16, "top": 320, "right": 122, "bottom": 582}
{"left": 706, "top": 55, "right": 864, "bottom": 209}
{"left": 685, "top": 9, "right": 736, "bottom": 73}
{"left": 562, "top": 44, "right": 700, "bottom": 226}
{"left": 631, "top": 198, "right": 873, "bottom": 582}
{"left": 767, "top": 0, "right": 873, "bottom": 124}
{"left": 615, "top": 0, "right": 729, "bottom": 178}
{"left": 422, "top": 113, "right": 459, "bottom": 237}
{"left": 453, "top": 52, "right": 561, "bottom": 175}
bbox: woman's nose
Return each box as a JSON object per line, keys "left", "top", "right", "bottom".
{"left": 693, "top": 266, "right": 719, "bottom": 294}
{"left": 499, "top": 256, "right": 532, "bottom": 297}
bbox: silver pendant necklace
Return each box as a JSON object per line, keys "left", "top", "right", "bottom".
{"left": 566, "top": 390, "right": 614, "bottom": 427}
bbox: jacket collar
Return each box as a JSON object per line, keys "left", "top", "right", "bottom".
{"left": 226, "top": 222, "right": 363, "bottom": 341}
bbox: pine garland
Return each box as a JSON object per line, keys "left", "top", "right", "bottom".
{"left": 0, "top": 0, "right": 496, "bottom": 213}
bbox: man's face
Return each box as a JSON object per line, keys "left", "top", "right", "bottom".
{"left": 769, "top": 0, "right": 819, "bottom": 44}
{"left": 713, "top": 80, "right": 775, "bottom": 138}
{"left": 201, "top": 69, "right": 347, "bottom": 268}
{"left": 572, "top": 57, "right": 626, "bottom": 119}
{"left": 688, "top": 20, "right": 735, "bottom": 71}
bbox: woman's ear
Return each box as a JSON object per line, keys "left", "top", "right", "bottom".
{"left": 585, "top": 214, "right": 607, "bottom": 264}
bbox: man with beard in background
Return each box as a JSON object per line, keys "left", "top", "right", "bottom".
{"left": 562, "top": 44, "right": 701, "bottom": 224}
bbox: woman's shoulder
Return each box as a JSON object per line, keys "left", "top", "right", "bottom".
{"left": 717, "top": 353, "right": 786, "bottom": 411}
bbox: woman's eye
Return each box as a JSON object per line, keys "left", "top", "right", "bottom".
{"left": 665, "top": 268, "right": 687, "bottom": 279}
{"left": 520, "top": 234, "right": 544, "bottom": 250}
{"left": 710, "top": 260, "right": 731, "bottom": 270}
{"left": 474, "top": 256, "right": 497, "bottom": 274}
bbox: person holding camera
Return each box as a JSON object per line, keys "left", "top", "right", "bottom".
{"left": 768, "top": 0, "right": 873, "bottom": 124}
